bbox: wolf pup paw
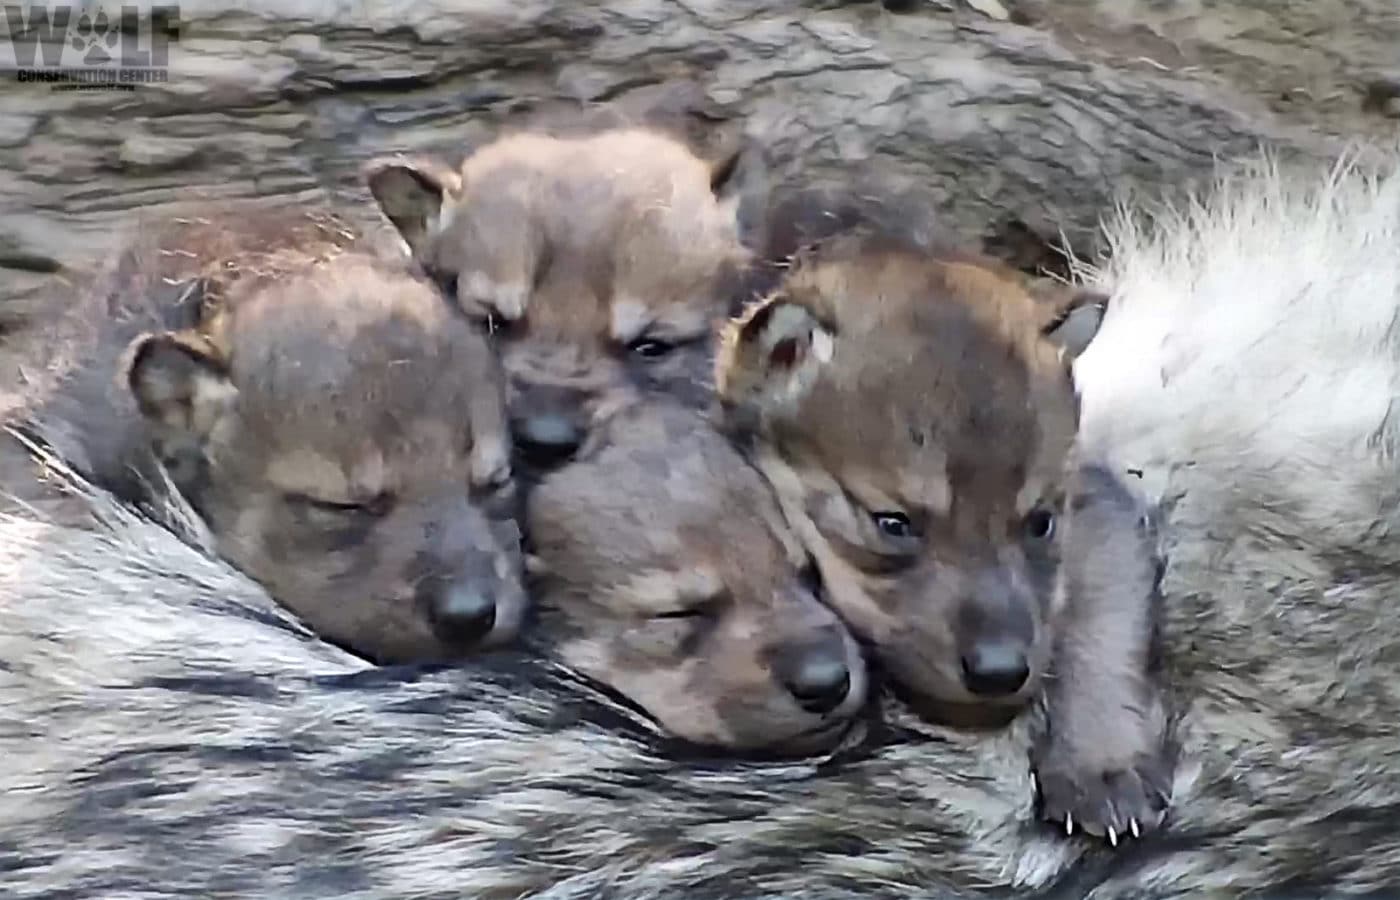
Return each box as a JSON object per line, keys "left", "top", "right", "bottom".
{"left": 1031, "top": 741, "right": 1174, "bottom": 846}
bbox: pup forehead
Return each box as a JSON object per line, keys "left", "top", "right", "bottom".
{"left": 445, "top": 129, "right": 722, "bottom": 242}
{"left": 435, "top": 129, "right": 744, "bottom": 315}
{"left": 778, "top": 248, "right": 1080, "bottom": 510}
{"left": 457, "top": 129, "right": 714, "bottom": 191}
{"left": 532, "top": 408, "right": 799, "bottom": 562}
{"left": 219, "top": 257, "right": 495, "bottom": 444}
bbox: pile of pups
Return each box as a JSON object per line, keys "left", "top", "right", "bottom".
{"left": 3, "top": 120, "right": 1166, "bottom": 837}
{"left": 6, "top": 115, "right": 1400, "bottom": 897}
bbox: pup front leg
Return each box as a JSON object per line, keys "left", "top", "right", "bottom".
{"left": 1032, "top": 464, "right": 1175, "bottom": 845}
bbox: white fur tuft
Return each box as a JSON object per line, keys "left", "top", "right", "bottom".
{"left": 1073, "top": 149, "right": 1400, "bottom": 553}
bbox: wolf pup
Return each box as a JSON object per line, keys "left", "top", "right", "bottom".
{"left": 363, "top": 127, "right": 764, "bottom": 476}
{"left": 524, "top": 401, "right": 868, "bottom": 755}
{"left": 3, "top": 206, "right": 527, "bottom": 665}
{"left": 715, "top": 227, "right": 1173, "bottom": 842}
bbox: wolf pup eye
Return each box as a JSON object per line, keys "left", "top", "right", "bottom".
{"left": 425, "top": 266, "right": 458, "bottom": 298}
{"left": 474, "top": 310, "right": 522, "bottom": 340}
{"left": 1022, "top": 508, "right": 1056, "bottom": 541}
{"left": 628, "top": 337, "right": 675, "bottom": 359}
{"left": 651, "top": 607, "right": 710, "bottom": 621}
{"left": 872, "top": 511, "right": 914, "bottom": 539}
{"left": 289, "top": 492, "right": 396, "bottom": 520}
{"left": 650, "top": 594, "right": 722, "bottom": 622}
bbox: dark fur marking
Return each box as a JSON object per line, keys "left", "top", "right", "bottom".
{"left": 742, "top": 301, "right": 777, "bottom": 341}
{"left": 133, "top": 675, "right": 283, "bottom": 701}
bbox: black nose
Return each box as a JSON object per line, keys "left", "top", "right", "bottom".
{"left": 425, "top": 583, "right": 497, "bottom": 645}
{"left": 777, "top": 640, "right": 853, "bottom": 715}
{"left": 960, "top": 640, "right": 1030, "bottom": 697}
{"left": 512, "top": 413, "right": 584, "bottom": 467}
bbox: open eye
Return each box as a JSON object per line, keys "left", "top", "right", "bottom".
{"left": 159, "top": 444, "right": 206, "bottom": 488}
{"left": 462, "top": 309, "right": 503, "bottom": 337}
{"left": 471, "top": 309, "right": 523, "bottom": 340}
{"left": 1022, "top": 508, "right": 1056, "bottom": 541}
{"left": 872, "top": 511, "right": 914, "bottom": 539}
{"left": 627, "top": 337, "right": 675, "bottom": 359}
{"left": 425, "top": 266, "right": 458, "bottom": 298}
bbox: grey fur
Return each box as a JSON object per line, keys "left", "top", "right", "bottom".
{"left": 1032, "top": 463, "right": 1174, "bottom": 844}
{"left": 5, "top": 155, "right": 1400, "bottom": 899}
{"left": 3, "top": 426, "right": 1398, "bottom": 899}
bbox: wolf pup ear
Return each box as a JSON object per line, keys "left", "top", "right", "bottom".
{"left": 363, "top": 156, "right": 464, "bottom": 258}
{"left": 706, "top": 137, "right": 771, "bottom": 253}
{"left": 1030, "top": 280, "right": 1110, "bottom": 361}
{"left": 124, "top": 330, "right": 237, "bottom": 442}
{"left": 715, "top": 296, "right": 835, "bottom": 430}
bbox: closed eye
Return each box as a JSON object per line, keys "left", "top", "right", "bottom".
{"left": 649, "top": 594, "right": 724, "bottom": 622}
{"left": 288, "top": 492, "right": 396, "bottom": 519}
{"left": 652, "top": 607, "right": 709, "bottom": 621}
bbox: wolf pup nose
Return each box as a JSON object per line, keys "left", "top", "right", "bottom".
{"left": 959, "top": 638, "right": 1031, "bottom": 696}
{"left": 774, "top": 629, "right": 855, "bottom": 714}
{"left": 511, "top": 409, "right": 587, "bottom": 468}
{"left": 418, "top": 579, "right": 498, "bottom": 645}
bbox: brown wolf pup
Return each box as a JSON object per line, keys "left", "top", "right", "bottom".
{"left": 523, "top": 401, "right": 869, "bottom": 755}
{"left": 2, "top": 206, "right": 527, "bottom": 665}
{"left": 362, "top": 126, "right": 765, "bottom": 477}
{"left": 715, "top": 227, "right": 1173, "bottom": 842}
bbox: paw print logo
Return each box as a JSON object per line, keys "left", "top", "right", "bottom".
{"left": 70, "top": 8, "right": 119, "bottom": 65}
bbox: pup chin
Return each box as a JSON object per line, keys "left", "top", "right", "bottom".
{"left": 890, "top": 667, "right": 1039, "bottom": 731}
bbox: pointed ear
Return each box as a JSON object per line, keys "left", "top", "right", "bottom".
{"left": 363, "top": 156, "right": 463, "bottom": 257}
{"left": 1029, "top": 280, "right": 1109, "bottom": 361}
{"left": 707, "top": 138, "right": 770, "bottom": 252}
{"left": 715, "top": 296, "right": 834, "bottom": 430}
{"left": 124, "top": 331, "right": 237, "bottom": 440}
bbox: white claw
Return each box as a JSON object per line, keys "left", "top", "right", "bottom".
{"left": 1130, "top": 819, "right": 1141, "bottom": 839}
{"left": 1108, "top": 827, "right": 1118, "bottom": 847}
{"left": 1065, "top": 812, "right": 1074, "bottom": 835}
{"left": 1030, "top": 773, "right": 1038, "bottom": 795}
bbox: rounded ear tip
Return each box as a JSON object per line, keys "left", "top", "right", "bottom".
{"left": 121, "top": 328, "right": 174, "bottom": 369}
{"left": 362, "top": 156, "right": 411, "bottom": 187}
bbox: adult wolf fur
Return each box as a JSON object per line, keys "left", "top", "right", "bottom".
{"left": 4, "top": 153, "right": 1400, "bottom": 898}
